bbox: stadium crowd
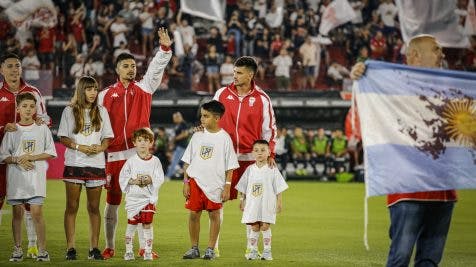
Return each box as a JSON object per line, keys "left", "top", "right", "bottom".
{"left": 1, "top": 0, "right": 474, "bottom": 94}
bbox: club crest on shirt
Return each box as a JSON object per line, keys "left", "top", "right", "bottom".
{"left": 251, "top": 183, "right": 263, "bottom": 197}
{"left": 249, "top": 97, "right": 256, "bottom": 107}
{"left": 200, "top": 145, "right": 213, "bottom": 160}
{"left": 81, "top": 123, "right": 93, "bottom": 136}
{"left": 22, "top": 140, "right": 36, "bottom": 154}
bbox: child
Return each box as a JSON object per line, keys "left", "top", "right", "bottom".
{"left": 0, "top": 92, "right": 57, "bottom": 262}
{"left": 181, "top": 100, "right": 239, "bottom": 260}
{"left": 57, "top": 76, "right": 114, "bottom": 260}
{"left": 119, "top": 127, "right": 165, "bottom": 261}
{"left": 236, "top": 140, "right": 288, "bottom": 261}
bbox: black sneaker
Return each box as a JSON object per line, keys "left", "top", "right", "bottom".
{"left": 66, "top": 248, "right": 77, "bottom": 260}
{"left": 88, "top": 248, "right": 104, "bottom": 260}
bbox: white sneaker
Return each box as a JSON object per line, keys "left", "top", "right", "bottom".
{"left": 124, "top": 251, "right": 135, "bottom": 261}
{"left": 36, "top": 250, "right": 50, "bottom": 262}
{"left": 246, "top": 249, "right": 260, "bottom": 260}
{"left": 143, "top": 251, "right": 153, "bottom": 260}
{"left": 9, "top": 246, "right": 23, "bottom": 262}
{"left": 261, "top": 248, "right": 273, "bottom": 260}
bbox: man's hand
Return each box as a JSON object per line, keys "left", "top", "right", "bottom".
{"left": 183, "top": 182, "right": 190, "bottom": 199}
{"left": 221, "top": 184, "right": 231, "bottom": 202}
{"left": 4, "top": 123, "right": 17, "bottom": 132}
{"left": 158, "top": 27, "right": 172, "bottom": 48}
{"left": 267, "top": 157, "right": 276, "bottom": 168}
{"left": 350, "top": 62, "right": 366, "bottom": 80}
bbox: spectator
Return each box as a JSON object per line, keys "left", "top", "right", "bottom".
{"left": 272, "top": 48, "right": 293, "bottom": 90}
{"left": 177, "top": 14, "right": 195, "bottom": 49}
{"left": 69, "top": 4, "right": 87, "bottom": 53}
{"left": 37, "top": 27, "right": 56, "bottom": 70}
{"left": 227, "top": 11, "right": 244, "bottom": 57}
{"left": 139, "top": 2, "right": 155, "bottom": 56}
{"left": 113, "top": 41, "right": 131, "bottom": 62}
{"left": 207, "top": 27, "right": 224, "bottom": 55}
{"left": 328, "top": 129, "right": 348, "bottom": 175}
{"left": 165, "top": 112, "right": 190, "bottom": 180}
{"left": 310, "top": 128, "right": 331, "bottom": 176}
{"left": 69, "top": 54, "right": 86, "bottom": 88}
{"left": 356, "top": 46, "right": 369, "bottom": 63}
{"left": 62, "top": 33, "right": 78, "bottom": 87}
{"left": 110, "top": 15, "right": 129, "bottom": 49}
{"left": 21, "top": 50, "right": 41, "bottom": 87}
{"left": 220, "top": 55, "right": 234, "bottom": 86}
{"left": 270, "top": 34, "right": 284, "bottom": 58}
{"left": 204, "top": 45, "right": 223, "bottom": 94}
{"left": 275, "top": 127, "right": 291, "bottom": 175}
{"left": 377, "top": 0, "right": 398, "bottom": 34}
{"left": 299, "top": 36, "right": 318, "bottom": 89}
{"left": 327, "top": 62, "right": 350, "bottom": 86}
{"left": 265, "top": 3, "right": 284, "bottom": 29}
{"left": 370, "top": 30, "right": 387, "bottom": 60}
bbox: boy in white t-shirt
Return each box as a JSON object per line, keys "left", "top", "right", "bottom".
{"left": 181, "top": 100, "right": 239, "bottom": 260}
{"left": 119, "top": 127, "right": 164, "bottom": 261}
{"left": 0, "top": 92, "right": 57, "bottom": 262}
{"left": 235, "top": 139, "right": 288, "bottom": 261}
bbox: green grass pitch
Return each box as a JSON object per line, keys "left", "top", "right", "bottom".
{"left": 0, "top": 180, "right": 475, "bottom": 266}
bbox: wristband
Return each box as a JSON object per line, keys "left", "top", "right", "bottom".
{"left": 225, "top": 181, "right": 231, "bottom": 185}
{"left": 183, "top": 178, "right": 190, "bottom": 184}
{"left": 75, "top": 144, "right": 79, "bottom": 150}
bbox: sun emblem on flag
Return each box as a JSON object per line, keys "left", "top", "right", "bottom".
{"left": 442, "top": 99, "right": 476, "bottom": 146}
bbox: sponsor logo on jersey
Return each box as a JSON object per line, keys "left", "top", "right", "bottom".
{"left": 200, "top": 145, "right": 213, "bottom": 160}
{"left": 22, "top": 140, "right": 35, "bottom": 154}
{"left": 112, "top": 93, "right": 119, "bottom": 98}
{"left": 249, "top": 97, "right": 256, "bottom": 107}
{"left": 226, "top": 95, "right": 234, "bottom": 100}
{"left": 81, "top": 123, "right": 93, "bottom": 136}
{"left": 0, "top": 96, "right": 10, "bottom": 102}
{"left": 252, "top": 183, "right": 263, "bottom": 197}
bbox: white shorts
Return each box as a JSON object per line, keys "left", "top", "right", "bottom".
{"left": 8, "top": 196, "right": 45, "bottom": 206}
{"left": 63, "top": 179, "right": 105, "bottom": 188}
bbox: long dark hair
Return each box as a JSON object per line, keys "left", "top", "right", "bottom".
{"left": 71, "top": 76, "right": 102, "bottom": 134}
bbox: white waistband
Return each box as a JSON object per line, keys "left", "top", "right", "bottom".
{"left": 237, "top": 153, "right": 255, "bottom": 161}
{"left": 107, "top": 148, "right": 136, "bottom": 162}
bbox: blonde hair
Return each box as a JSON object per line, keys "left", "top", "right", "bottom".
{"left": 71, "top": 76, "right": 102, "bottom": 134}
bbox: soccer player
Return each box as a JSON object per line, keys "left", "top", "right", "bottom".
{"left": 236, "top": 140, "right": 288, "bottom": 261}
{"left": 181, "top": 100, "right": 239, "bottom": 260}
{"left": 119, "top": 128, "right": 165, "bottom": 261}
{"left": 0, "top": 52, "right": 51, "bottom": 259}
{"left": 98, "top": 28, "right": 171, "bottom": 259}
{"left": 0, "top": 92, "right": 57, "bottom": 262}
{"left": 58, "top": 76, "right": 114, "bottom": 260}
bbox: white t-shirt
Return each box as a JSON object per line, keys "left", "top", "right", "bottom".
{"left": 119, "top": 153, "right": 165, "bottom": 219}
{"left": 0, "top": 123, "right": 57, "bottom": 200}
{"left": 220, "top": 63, "right": 234, "bottom": 85}
{"left": 57, "top": 105, "right": 114, "bottom": 168}
{"left": 235, "top": 164, "right": 288, "bottom": 224}
{"left": 110, "top": 22, "right": 128, "bottom": 47}
{"left": 181, "top": 129, "right": 239, "bottom": 203}
{"left": 272, "top": 55, "right": 293, "bottom": 77}
{"left": 377, "top": 2, "right": 398, "bottom": 27}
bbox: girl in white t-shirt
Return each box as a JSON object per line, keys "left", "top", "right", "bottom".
{"left": 236, "top": 140, "right": 288, "bottom": 261}
{"left": 57, "top": 76, "right": 114, "bottom": 260}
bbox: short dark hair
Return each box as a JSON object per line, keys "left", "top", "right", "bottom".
{"left": 201, "top": 100, "right": 225, "bottom": 117}
{"left": 234, "top": 56, "right": 258, "bottom": 74}
{"left": 1, "top": 53, "right": 20, "bottom": 64}
{"left": 253, "top": 139, "right": 269, "bottom": 147}
{"left": 115, "top": 53, "right": 135, "bottom": 68}
{"left": 133, "top": 127, "right": 155, "bottom": 142}
{"left": 16, "top": 92, "right": 37, "bottom": 105}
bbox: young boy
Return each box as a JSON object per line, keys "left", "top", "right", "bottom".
{"left": 181, "top": 100, "right": 239, "bottom": 260}
{"left": 236, "top": 140, "right": 288, "bottom": 261}
{"left": 0, "top": 92, "right": 57, "bottom": 262}
{"left": 119, "top": 127, "right": 165, "bottom": 261}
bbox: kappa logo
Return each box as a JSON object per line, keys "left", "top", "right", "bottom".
{"left": 0, "top": 96, "right": 10, "bottom": 102}
{"left": 200, "top": 145, "right": 213, "bottom": 160}
{"left": 111, "top": 93, "right": 119, "bottom": 98}
{"left": 226, "top": 95, "right": 234, "bottom": 100}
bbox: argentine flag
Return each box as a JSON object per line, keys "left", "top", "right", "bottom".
{"left": 355, "top": 60, "right": 476, "bottom": 197}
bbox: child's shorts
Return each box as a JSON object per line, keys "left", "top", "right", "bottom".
{"left": 128, "top": 203, "right": 156, "bottom": 225}
{"left": 185, "top": 178, "right": 222, "bottom": 212}
{"left": 63, "top": 166, "right": 106, "bottom": 188}
{"left": 8, "top": 196, "right": 45, "bottom": 206}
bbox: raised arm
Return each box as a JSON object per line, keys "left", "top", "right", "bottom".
{"left": 137, "top": 28, "right": 173, "bottom": 94}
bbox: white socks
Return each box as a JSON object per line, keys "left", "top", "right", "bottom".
{"left": 143, "top": 228, "right": 153, "bottom": 253}
{"left": 125, "top": 224, "right": 137, "bottom": 253}
{"left": 137, "top": 224, "right": 154, "bottom": 250}
{"left": 249, "top": 230, "right": 260, "bottom": 250}
{"left": 246, "top": 224, "right": 252, "bottom": 249}
{"left": 262, "top": 229, "right": 272, "bottom": 250}
{"left": 24, "top": 210, "right": 37, "bottom": 247}
{"left": 214, "top": 207, "right": 224, "bottom": 250}
{"left": 104, "top": 204, "right": 119, "bottom": 249}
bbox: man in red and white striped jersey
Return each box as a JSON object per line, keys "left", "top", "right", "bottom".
{"left": 98, "top": 28, "right": 172, "bottom": 259}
